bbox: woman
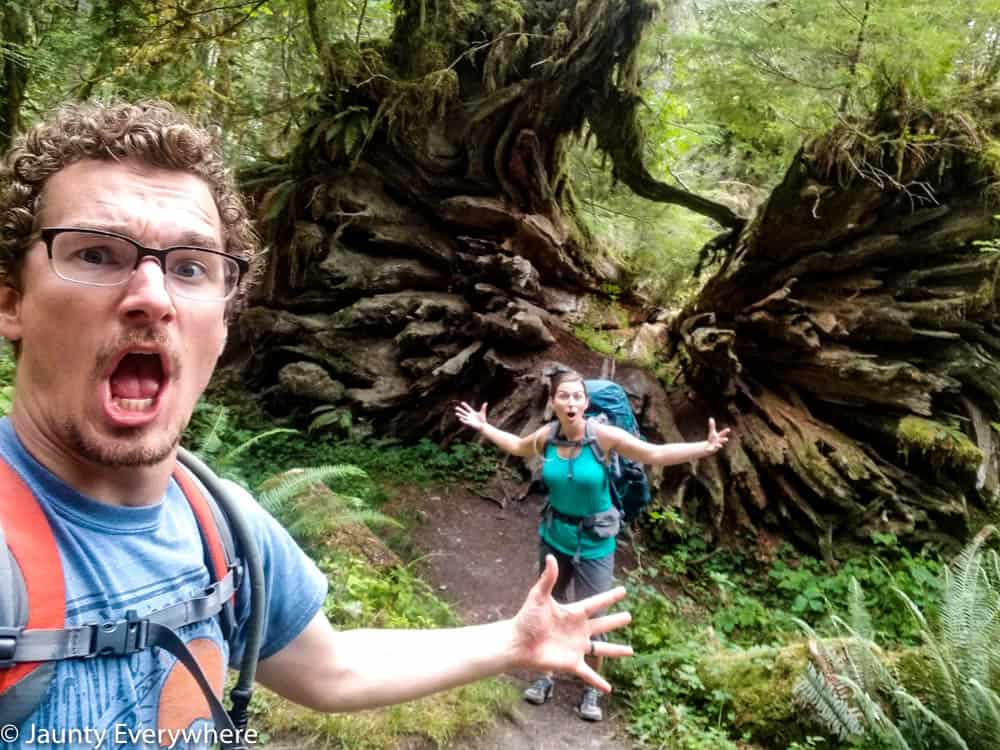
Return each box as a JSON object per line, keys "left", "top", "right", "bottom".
{"left": 455, "top": 369, "right": 730, "bottom": 722}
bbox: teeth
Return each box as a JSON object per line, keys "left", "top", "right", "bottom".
{"left": 114, "top": 397, "right": 154, "bottom": 412}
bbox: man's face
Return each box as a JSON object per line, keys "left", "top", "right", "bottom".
{"left": 0, "top": 159, "right": 227, "bottom": 469}
{"left": 550, "top": 379, "right": 588, "bottom": 425}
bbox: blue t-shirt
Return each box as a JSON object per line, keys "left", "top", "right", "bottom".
{"left": 539, "top": 441, "right": 615, "bottom": 560}
{"left": 0, "top": 419, "right": 328, "bottom": 749}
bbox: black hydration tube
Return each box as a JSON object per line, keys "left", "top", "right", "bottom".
{"left": 178, "top": 446, "right": 266, "bottom": 743}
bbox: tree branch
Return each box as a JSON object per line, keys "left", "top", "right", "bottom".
{"left": 588, "top": 88, "right": 743, "bottom": 229}
{"left": 306, "top": 0, "right": 334, "bottom": 74}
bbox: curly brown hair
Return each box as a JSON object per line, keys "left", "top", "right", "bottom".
{"left": 0, "top": 100, "right": 259, "bottom": 311}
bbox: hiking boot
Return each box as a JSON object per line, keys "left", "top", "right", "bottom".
{"left": 523, "top": 677, "right": 554, "bottom": 705}
{"left": 577, "top": 687, "right": 603, "bottom": 722}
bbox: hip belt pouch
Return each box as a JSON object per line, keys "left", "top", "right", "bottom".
{"left": 585, "top": 507, "right": 621, "bottom": 539}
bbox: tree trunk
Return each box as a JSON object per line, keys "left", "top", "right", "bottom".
{"left": 237, "top": 0, "right": 734, "bottom": 442}
{"left": 0, "top": 3, "right": 30, "bottom": 153}
{"left": 236, "top": 0, "right": 1000, "bottom": 555}
{"left": 671, "top": 101, "right": 1000, "bottom": 558}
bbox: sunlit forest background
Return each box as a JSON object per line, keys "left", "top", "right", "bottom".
{"left": 6, "top": 1, "right": 1000, "bottom": 748}
{"left": 12, "top": 0, "right": 998, "bottom": 304}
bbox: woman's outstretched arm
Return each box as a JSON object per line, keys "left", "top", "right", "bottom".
{"left": 455, "top": 401, "right": 548, "bottom": 458}
{"left": 598, "top": 418, "right": 731, "bottom": 467}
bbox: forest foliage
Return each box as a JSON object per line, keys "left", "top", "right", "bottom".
{"left": 6, "top": 2, "right": 1000, "bottom": 748}
{"left": 6, "top": 0, "right": 1000, "bottom": 304}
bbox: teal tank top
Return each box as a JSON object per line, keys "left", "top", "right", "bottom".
{"left": 539, "top": 441, "right": 615, "bottom": 560}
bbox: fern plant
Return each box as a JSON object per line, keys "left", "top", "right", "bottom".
{"left": 794, "top": 527, "right": 1000, "bottom": 749}
{"left": 257, "top": 464, "right": 400, "bottom": 550}
{"left": 193, "top": 404, "right": 298, "bottom": 472}
{"left": 188, "top": 404, "right": 396, "bottom": 549}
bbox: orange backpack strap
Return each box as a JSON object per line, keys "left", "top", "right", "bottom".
{"left": 0, "top": 456, "right": 65, "bottom": 707}
{"left": 173, "top": 467, "right": 229, "bottom": 584}
{"left": 172, "top": 465, "right": 239, "bottom": 637}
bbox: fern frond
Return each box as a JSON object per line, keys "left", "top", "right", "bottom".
{"left": 826, "top": 605, "right": 895, "bottom": 697}
{"left": 838, "top": 674, "right": 911, "bottom": 750}
{"left": 285, "top": 504, "right": 401, "bottom": 539}
{"left": 894, "top": 584, "right": 965, "bottom": 723}
{"left": 847, "top": 577, "right": 875, "bottom": 640}
{"left": 793, "top": 617, "right": 824, "bottom": 642}
{"left": 942, "top": 528, "right": 995, "bottom": 676}
{"left": 966, "top": 677, "right": 1000, "bottom": 746}
{"left": 257, "top": 464, "right": 369, "bottom": 513}
{"left": 220, "top": 427, "right": 299, "bottom": 467}
{"left": 793, "top": 663, "right": 863, "bottom": 740}
{"left": 840, "top": 632, "right": 895, "bottom": 697}
{"left": 197, "top": 406, "right": 229, "bottom": 458}
{"left": 894, "top": 689, "right": 970, "bottom": 750}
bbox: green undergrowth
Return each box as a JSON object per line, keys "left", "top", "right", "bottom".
{"left": 249, "top": 551, "right": 516, "bottom": 749}
{"left": 181, "top": 383, "right": 517, "bottom": 746}
{"left": 610, "top": 522, "right": 947, "bottom": 749}
{"left": 188, "top": 384, "right": 499, "bottom": 495}
{"left": 0, "top": 357, "right": 957, "bottom": 749}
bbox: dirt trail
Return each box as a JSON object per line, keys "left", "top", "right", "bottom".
{"left": 392, "top": 485, "right": 638, "bottom": 750}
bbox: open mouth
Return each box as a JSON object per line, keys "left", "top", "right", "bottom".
{"left": 108, "top": 351, "right": 167, "bottom": 414}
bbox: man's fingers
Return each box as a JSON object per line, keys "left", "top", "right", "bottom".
{"left": 591, "top": 639, "right": 634, "bottom": 660}
{"left": 575, "top": 663, "right": 612, "bottom": 694}
{"left": 588, "top": 611, "right": 632, "bottom": 638}
{"left": 572, "top": 585, "right": 627, "bottom": 617}
{"left": 709, "top": 417, "right": 716, "bottom": 435}
{"left": 533, "top": 554, "right": 558, "bottom": 600}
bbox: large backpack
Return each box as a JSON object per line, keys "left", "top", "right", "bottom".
{"left": 0, "top": 447, "right": 263, "bottom": 750}
{"left": 544, "top": 379, "right": 652, "bottom": 526}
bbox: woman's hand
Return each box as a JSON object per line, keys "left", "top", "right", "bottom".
{"left": 705, "top": 417, "right": 731, "bottom": 455}
{"left": 455, "top": 401, "right": 489, "bottom": 432}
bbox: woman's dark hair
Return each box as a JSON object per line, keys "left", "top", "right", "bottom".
{"left": 549, "top": 368, "right": 587, "bottom": 396}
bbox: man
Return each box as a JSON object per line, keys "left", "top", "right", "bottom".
{"left": 0, "top": 101, "right": 631, "bottom": 746}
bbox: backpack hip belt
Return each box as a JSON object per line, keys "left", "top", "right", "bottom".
{"left": 541, "top": 503, "right": 620, "bottom": 563}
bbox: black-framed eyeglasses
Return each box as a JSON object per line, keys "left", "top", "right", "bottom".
{"left": 39, "top": 227, "right": 250, "bottom": 302}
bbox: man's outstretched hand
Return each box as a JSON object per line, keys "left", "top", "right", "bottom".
{"left": 510, "top": 555, "right": 632, "bottom": 693}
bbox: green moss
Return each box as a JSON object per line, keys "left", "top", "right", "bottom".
{"left": 571, "top": 296, "right": 634, "bottom": 358}
{"left": 967, "top": 278, "right": 996, "bottom": 316}
{"left": 697, "top": 643, "right": 809, "bottom": 744}
{"left": 897, "top": 415, "right": 983, "bottom": 476}
{"left": 977, "top": 139, "right": 1000, "bottom": 179}
{"left": 572, "top": 324, "right": 617, "bottom": 356}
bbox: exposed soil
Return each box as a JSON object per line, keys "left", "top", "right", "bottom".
{"left": 387, "top": 479, "right": 639, "bottom": 750}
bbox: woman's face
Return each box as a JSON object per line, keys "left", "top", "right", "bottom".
{"left": 551, "top": 378, "right": 588, "bottom": 426}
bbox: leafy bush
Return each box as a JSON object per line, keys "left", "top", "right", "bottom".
{"left": 320, "top": 552, "right": 458, "bottom": 630}
{"left": 610, "top": 569, "right": 743, "bottom": 749}
{"left": 645, "top": 522, "right": 943, "bottom": 647}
